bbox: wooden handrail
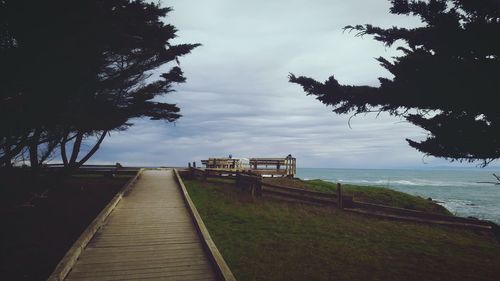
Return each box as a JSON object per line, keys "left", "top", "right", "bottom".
{"left": 174, "top": 169, "right": 237, "bottom": 281}
{"left": 262, "top": 182, "right": 337, "bottom": 198}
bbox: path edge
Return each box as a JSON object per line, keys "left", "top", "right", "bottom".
{"left": 46, "top": 168, "right": 144, "bottom": 281}
{"left": 174, "top": 169, "right": 237, "bottom": 281}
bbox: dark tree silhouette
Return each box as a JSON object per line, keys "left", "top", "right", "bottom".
{"left": 290, "top": 0, "right": 500, "bottom": 166}
{"left": 0, "top": 0, "right": 199, "bottom": 169}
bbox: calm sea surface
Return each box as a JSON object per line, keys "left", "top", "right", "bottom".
{"left": 297, "top": 168, "right": 500, "bottom": 223}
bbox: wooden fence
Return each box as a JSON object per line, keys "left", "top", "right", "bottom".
{"left": 188, "top": 167, "right": 239, "bottom": 180}
{"left": 42, "top": 164, "right": 140, "bottom": 176}
{"left": 188, "top": 167, "right": 352, "bottom": 207}
{"left": 186, "top": 167, "right": 498, "bottom": 234}
{"left": 351, "top": 201, "right": 494, "bottom": 228}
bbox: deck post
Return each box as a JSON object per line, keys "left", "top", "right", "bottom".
{"left": 337, "top": 183, "right": 343, "bottom": 209}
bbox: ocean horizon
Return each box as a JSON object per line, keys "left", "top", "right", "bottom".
{"left": 296, "top": 167, "right": 500, "bottom": 224}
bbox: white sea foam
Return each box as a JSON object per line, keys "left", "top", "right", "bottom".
{"left": 332, "top": 178, "right": 484, "bottom": 188}
{"left": 437, "top": 198, "right": 488, "bottom": 219}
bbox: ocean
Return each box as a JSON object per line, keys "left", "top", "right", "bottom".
{"left": 296, "top": 168, "right": 500, "bottom": 224}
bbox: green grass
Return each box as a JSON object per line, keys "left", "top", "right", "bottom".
{"left": 184, "top": 178, "right": 500, "bottom": 281}
{"left": 303, "top": 179, "right": 452, "bottom": 215}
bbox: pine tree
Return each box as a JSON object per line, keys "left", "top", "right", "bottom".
{"left": 290, "top": 0, "right": 500, "bottom": 166}
{"left": 0, "top": 0, "right": 199, "bottom": 168}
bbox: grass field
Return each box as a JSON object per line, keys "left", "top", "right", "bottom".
{"left": 184, "top": 177, "right": 500, "bottom": 281}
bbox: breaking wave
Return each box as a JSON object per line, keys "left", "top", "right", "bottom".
{"left": 330, "top": 179, "right": 484, "bottom": 188}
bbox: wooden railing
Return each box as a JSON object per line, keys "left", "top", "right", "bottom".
{"left": 173, "top": 169, "right": 236, "bottom": 281}
{"left": 351, "top": 201, "right": 493, "bottom": 226}
{"left": 188, "top": 167, "right": 352, "bottom": 207}
{"left": 42, "top": 164, "right": 140, "bottom": 176}
{"left": 201, "top": 158, "right": 241, "bottom": 169}
{"left": 188, "top": 167, "right": 240, "bottom": 180}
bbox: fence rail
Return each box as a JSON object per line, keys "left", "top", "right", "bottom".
{"left": 42, "top": 164, "right": 141, "bottom": 175}
{"left": 188, "top": 167, "right": 352, "bottom": 207}
{"left": 351, "top": 201, "right": 493, "bottom": 227}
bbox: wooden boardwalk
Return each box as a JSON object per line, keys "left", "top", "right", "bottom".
{"left": 64, "top": 169, "right": 217, "bottom": 281}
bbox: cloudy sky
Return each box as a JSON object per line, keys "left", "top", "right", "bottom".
{"left": 86, "top": 0, "right": 488, "bottom": 168}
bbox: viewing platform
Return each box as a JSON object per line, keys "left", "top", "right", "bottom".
{"left": 199, "top": 155, "right": 296, "bottom": 177}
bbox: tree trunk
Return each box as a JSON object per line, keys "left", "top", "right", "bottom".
{"left": 1, "top": 137, "right": 13, "bottom": 167}
{"left": 0, "top": 136, "right": 28, "bottom": 167}
{"left": 75, "top": 131, "right": 108, "bottom": 169}
{"left": 60, "top": 133, "right": 69, "bottom": 167}
{"left": 29, "top": 129, "right": 41, "bottom": 169}
{"left": 68, "top": 132, "right": 84, "bottom": 168}
{"left": 494, "top": 173, "right": 500, "bottom": 183}
{"left": 39, "top": 138, "right": 60, "bottom": 164}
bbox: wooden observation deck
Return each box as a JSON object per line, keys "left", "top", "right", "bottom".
{"left": 200, "top": 155, "right": 296, "bottom": 177}
{"left": 249, "top": 157, "right": 296, "bottom": 177}
{"left": 201, "top": 158, "right": 241, "bottom": 169}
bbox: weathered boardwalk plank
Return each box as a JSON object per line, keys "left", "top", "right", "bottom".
{"left": 64, "top": 169, "right": 217, "bottom": 281}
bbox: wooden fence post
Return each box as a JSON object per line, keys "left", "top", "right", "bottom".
{"left": 255, "top": 176, "right": 262, "bottom": 197}
{"left": 337, "top": 183, "right": 343, "bottom": 209}
{"left": 235, "top": 173, "right": 262, "bottom": 199}
{"left": 250, "top": 182, "right": 255, "bottom": 198}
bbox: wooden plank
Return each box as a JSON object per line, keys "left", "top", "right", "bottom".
{"left": 98, "top": 229, "right": 195, "bottom": 235}
{"left": 89, "top": 232, "right": 198, "bottom": 240}
{"left": 66, "top": 269, "right": 215, "bottom": 281}
{"left": 72, "top": 255, "right": 208, "bottom": 268}
{"left": 88, "top": 235, "right": 199, "bottom": 243}
{"left": 88, "top": 237, "right": 200, "bottom": 245}
{"left": 79, "top": 253, "right": 207, "bottom": 262}
{"left": 66, "top": 271, "right": 214, "bottom": 281}
{"left": 74, "top": 262, "right": 210, "bottom": 273}
{"left": 67, "top": 263, "right": 213, "bottom": 278}
{"left": 76, "top": 250, "right": 207, "bottom": 264}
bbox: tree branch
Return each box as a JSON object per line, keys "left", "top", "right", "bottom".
{"left": 494, "top": 173, "right": 500, "bottom": 182}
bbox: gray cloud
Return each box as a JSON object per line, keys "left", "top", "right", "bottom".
{"left": 86, "top": 0, "right": 488, "bottom": 168}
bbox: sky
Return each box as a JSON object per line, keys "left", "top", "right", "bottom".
{"left": 85, "top": 0, "right": 495, "bottom": 168}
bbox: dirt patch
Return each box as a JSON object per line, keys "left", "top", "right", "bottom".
{"left": 0, "top": 170, "right": 131, "bottom": 281}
